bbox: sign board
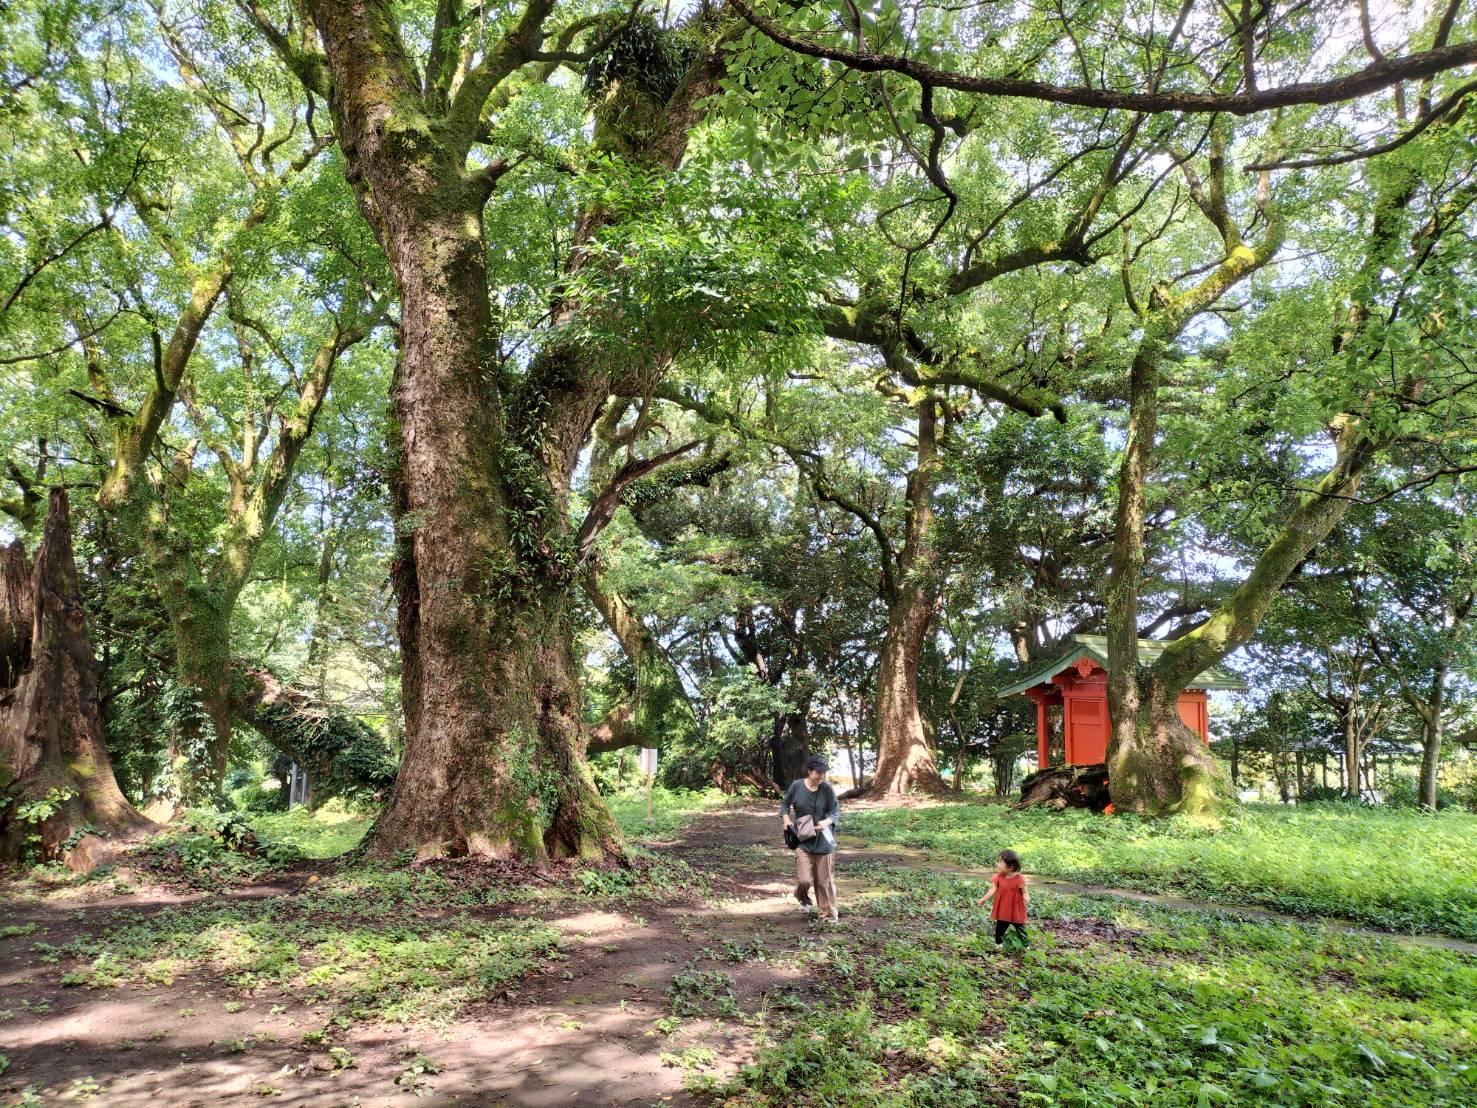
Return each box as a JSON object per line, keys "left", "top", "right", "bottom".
{"left": 638, "top": 747, "right": 658, "bottom": 778}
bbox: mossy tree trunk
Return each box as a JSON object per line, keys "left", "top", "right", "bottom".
{"left": 1105, "top": 132, "right": 1287, "bottom": 817}
{"left": 868, "top": 398, "right": 947, "bottom": 796}
{"left": 91, "top": 257, "right": 234, "bottom": 805}
{"left": 255, "top": 0, "right": 726, "bottom": 861}
{"left": 1, "top": 490, "right": 151, "bottom": 865}
{"left": 228, "top": 661, "right": 399, "bottom": 806}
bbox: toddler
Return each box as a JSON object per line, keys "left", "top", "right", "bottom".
{"left": 976, "top": 849, "right": 1029, "bottom": 947}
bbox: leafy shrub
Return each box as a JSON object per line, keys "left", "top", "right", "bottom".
{"left": 1382, "top": 775, "right": 1461, "bottom": 810}
{"left": 6, "top": 788, "right": 77, "bottom": 863}
{"left": 232, "top": 780, "right": 288, "bottom": 814}
{"left": 135, "top": 806, "right": 319, "bottom": 886}
{"left": 737, "top": 1003, "right": 886, "bottom": 1102}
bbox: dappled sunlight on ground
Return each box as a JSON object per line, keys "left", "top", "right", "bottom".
{"left": 4, "top": 798, "right": 1474, "bottom": 1105}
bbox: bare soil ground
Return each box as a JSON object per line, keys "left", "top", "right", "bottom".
{"left": 5, "top": 801, "right": 1468, "bottom": 1107}
{"left": 0, "top": 806, "right": 852, "bottom": 1107}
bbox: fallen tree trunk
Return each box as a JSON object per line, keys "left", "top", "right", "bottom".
{"left": 583, "top": 568, "right": 697, "bottom": 758}
{"left": 1014, "top": 764, "right": 1111, "bottom": 813}
{"left": 228, "top": 662, "right": 398, "bottom": 806}
{"left": 1, "top": 490, "right": 151, "bottom": 867}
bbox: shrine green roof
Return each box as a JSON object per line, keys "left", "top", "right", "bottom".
{"left": 995, "top": 634, "right": 1248, "bottom": 699}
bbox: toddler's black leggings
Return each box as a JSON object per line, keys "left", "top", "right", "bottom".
{"left": 994, "top": 921, "right": 1026, "bottom": 944}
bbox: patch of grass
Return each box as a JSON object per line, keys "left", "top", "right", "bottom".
{"left": 576, "top": 847, "right": 709, "bottom": 902}
{"left": 54, "top": 868, "right": 564, "bottom": 1027}
{"left": 666, "top": 963, "right": 739, "bottom": 1018}
{"left": 245, "top": 802, "right": 373, "bottom": 860}
{"left": 848, "top": 800, "right": 1477, "bottom": 939}
{"left": 1, "top": 923, "right": 37, "bottom": 939}
{"left": 607, "top": 786, "right": 735, "bottom": 839}
{"left": 709, "top": 864, "right": 1477, "bottom": 1107}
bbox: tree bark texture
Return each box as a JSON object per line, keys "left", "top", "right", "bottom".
{"left": 1419, "top": 712, "right": 1444, "bottom": 810}
{"left": 1, "top": 490, "right": 150, "bottom": 865}
{"left": 299, "top": 1, "right": 725, "bottom": 860}
{"left": 868, "top": 399, "right": 947, "bottom": 796}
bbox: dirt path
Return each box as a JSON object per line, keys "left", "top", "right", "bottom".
{"left": 836, "top": 841, "right": 1477, "bottom": 957}
{"left": 0, "top": 810, "right": 853, "bottom": 1108}
{"left": 3, "top": 802, "right": 1471, "bottom": 1107}
{"left": 677, "top": 804, "right": 1477, "bottom": 954}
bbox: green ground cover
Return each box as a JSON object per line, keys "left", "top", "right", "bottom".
{"left": 606, "top": 786, "right": 735, "bottom": 838}
{"left": 41, "top": 853, "right": 702, "bottom": 1031}
{"left": 245, "top": 804, "right": 374, "bottom": 859}
{"left": 705, "top": 865, "right": 1477, "bottom": 1107}
{"left": 846, "top": 801, "right": 1477, "bottom": 940}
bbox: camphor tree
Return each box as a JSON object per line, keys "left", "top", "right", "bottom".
{"left": 227, "top": 0, "right": 833, "bottom": 860}
{"left": 731, "top": 0, "right": 1477, "bottom": 814}
{"left": 7, "top": 6, "right": 397, "bottom": 805}
{"left": 1103, "top": 110, "right": 1477, "bottom": 815}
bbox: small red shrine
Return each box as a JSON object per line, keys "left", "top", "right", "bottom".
{"left": 997, "top": 635, "right": 1247, "bottom": 770}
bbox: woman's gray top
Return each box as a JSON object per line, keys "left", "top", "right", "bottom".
{"left": 781, "top": 779, "right": 840, "bottom": 855}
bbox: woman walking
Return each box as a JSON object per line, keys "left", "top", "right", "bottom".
{"left": 780, "top": 755, "right": 841, "bottom": 922}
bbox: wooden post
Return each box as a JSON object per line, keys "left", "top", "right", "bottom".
{"left": 639, "top": 747, "right": 658, "bottom": 823}
{"left": 1035, "top": 697, "right": 1049, "bottom": 769}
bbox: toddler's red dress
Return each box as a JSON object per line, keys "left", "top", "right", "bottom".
{"left": 991, "top": 872, "right": 1027, "bottom": 924}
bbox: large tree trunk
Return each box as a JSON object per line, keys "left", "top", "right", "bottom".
{"left": 1407, "top": 668, "right": 1448, "bottom": 810}
{"left": 1112, "top": 684, "right": 1225, "bottom": 816}
{"left": 291, "top": 0, "right": 729, "bottom": 861}
{"left": 292, "top": 3, "right": 607, "bottom": 861}
{"left": 776, "top": 706, "right": 811, "bottom": 787}
{"left": 1342, "top": 697, "right": 1361, "bottom": 801}
{"left": 376, "top": 210, "right": 615, "bottom": 859}
{"left": 166, "top": 590, "right": 236, "bottom": 803}
{"left": 1105, "top": 319, "right": 1230, "bottom": 817}
{"left": 1, "top": 490, "right": 150, "bottom": 865}
{"left": 868, "top": 399, "right": 946, "bottom": 796}
{"left": 870, "top": 588, "right": 947, "bottom": 794}
{"left": 0, "top": 538, "right": 32, "bottom": 689}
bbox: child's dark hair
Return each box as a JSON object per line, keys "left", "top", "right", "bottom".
{"left": 998, "top": 849, "right": 1022, "bottom": 872}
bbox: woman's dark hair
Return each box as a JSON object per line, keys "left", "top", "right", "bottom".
{"left": 803, "top": 755, "right": 829, "bottom": 773}
{"left": 998, "top": 849, "right": 1022, "bottom": 872}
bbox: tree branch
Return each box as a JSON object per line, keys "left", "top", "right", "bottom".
{"left": 574, "top": 439, "right": 706, "bottom": 562}
{"left": 728, "top": 0, "right": 1477, "bottom": 116}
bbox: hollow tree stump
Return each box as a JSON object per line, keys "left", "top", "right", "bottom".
{"left": 1, "top": 489, "right": 150, "bottom": 866}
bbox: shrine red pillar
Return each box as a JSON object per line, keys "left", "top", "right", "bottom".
{"left": 1036, "top": 697, "right": 1049, "bottom": 769}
